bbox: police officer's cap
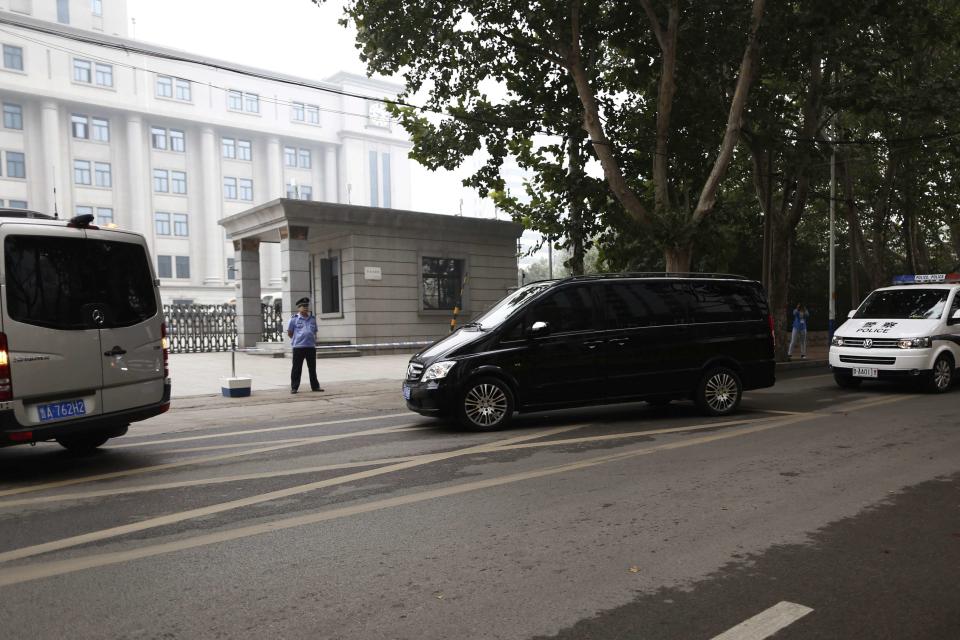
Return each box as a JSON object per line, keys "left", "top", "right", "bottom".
{"left": 296, "top": 297, "right": 310, "bottom": 307}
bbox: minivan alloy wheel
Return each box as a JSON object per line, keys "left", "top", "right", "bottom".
{"left": 695, "top": 367, "right": 743, "bottom": 417}
{"left": 458, "top": 377, "right": 515, "bottom": 431}
{"left": 929, "top": 355, "right": 953, "bottom": 393}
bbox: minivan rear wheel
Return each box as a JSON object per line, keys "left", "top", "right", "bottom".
{"left": 695, "top": 367, "right": 742, "bottom": 417}
{"left": 56, "top": 431, "right": 110, "bottom": 452}
{"left": 457, "top": 377, "right": 515, "bottom": 431}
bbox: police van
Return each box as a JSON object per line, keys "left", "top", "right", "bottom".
{"left": 830, "top": 273, "right": 960, "bottom": 392}
{"left": 0, "top": 209, "right": 170, "bottom": 451}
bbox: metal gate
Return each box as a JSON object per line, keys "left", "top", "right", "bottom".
{"left": 163, "top": 304, "right": 284, "bottom": 353}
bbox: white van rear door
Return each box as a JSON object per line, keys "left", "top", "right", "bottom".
{"left": 83, "top": 229, "right": 164, "bottom": 414}
{"left": 1, "top": 225, "right": 105, "bottom": 423}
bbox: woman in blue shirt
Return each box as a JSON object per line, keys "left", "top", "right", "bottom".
{"left": 788, "top": 303, "right": 809, "bottom": 360}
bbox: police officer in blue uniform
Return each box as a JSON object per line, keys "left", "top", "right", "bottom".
{"left": 287, "top": 297, "right": 323, "bottom": 394}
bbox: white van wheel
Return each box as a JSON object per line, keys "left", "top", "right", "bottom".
{"left": 926, "top": 355, "right": 954, "bottom": 393}
{"left": 695, "top": 367, "right": 742, "bottom": 416}
{"left": 56, "top": 432, "right": 110, "bottom": 452}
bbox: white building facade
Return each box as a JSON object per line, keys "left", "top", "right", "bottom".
{"left": 0, "top": 0, "right": 414, "bottom": 302}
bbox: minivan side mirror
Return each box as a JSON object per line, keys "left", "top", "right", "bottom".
{"left": 847, "top": 310, "right": 856, "bottom": 319}
{"left": 528, "top": 321, "right": 550, "bottom": 337}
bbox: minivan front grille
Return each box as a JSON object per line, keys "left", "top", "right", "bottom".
{"left": 406, "top": 362, "right": 424, "bottom": 381}
{"left": 841, "top": 337, "right": 899, "bottom": 349}
{"left": 839, "top": 355, "right": 896, "bottom": 365}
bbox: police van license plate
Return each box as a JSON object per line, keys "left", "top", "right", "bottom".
{"left": 402, "top": 385, "right": 411, "bottom": 400}
{"left": 37, "top": 399, "right": 87, "bottom": 422}
{"left": 852, "top": 367, "right": 878, "bottom": 378}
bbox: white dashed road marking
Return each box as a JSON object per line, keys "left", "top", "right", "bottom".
{"left": 709, "top": 601, "right": 814, "bottom": 640}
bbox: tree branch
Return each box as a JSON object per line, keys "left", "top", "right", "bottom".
{"left": 653, "top": 0, "right": 679, "bottom": 212}
{"left": 639, "top": 0, "right": 667, "bottom": 52}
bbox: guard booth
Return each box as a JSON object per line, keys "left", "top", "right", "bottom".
{"left": 220, "top": 199, "right": 522, "bottom": 349}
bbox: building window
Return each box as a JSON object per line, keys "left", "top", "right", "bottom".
{"left": 175, "top": 256, "right": 190, "bottom": 279}
{"left": 96, "top": 207, "right": 113, "bottom": 225}
{"left": 3, "top": 103, "right": 22, "bottom": 130}
{"left": 154, "top": 212, "right": 170, "bottom": 236}
{"left": 4, "top": 45, "right": 24, "bottom": 71}
{"left": 169, "top": 129, "right": 185, "bottom": 152}
{"left": 222, "top": 137, "right": 236, "bottom": 159}
{"left": 173, "top": 213, "right": 188, "bottom": 236}
{"left": 227, "top": 90, "right": 243, "bottom": 111}
{"left": 91, "top": 117, "right": 109, "bottom": 141}
{"left": 319, "top": 255, "right": 340, "bottom": 314}
{"left": 71, "top": 114, "right": 88, "bottom": 138}
{"left": 422, "top": 257, "right": 464, "bottom": 311}
{"left": 238, "top": 178, "right": 253, "bottom": 201}
{"left": 57, "top": 0, "right": 69, "bottom": 23}
{"left": 94, "top": 161, "right": 111, "bottom": 187}
{"left": 286, "top": 183, "right": 299, "bottom": 199}
{"left": 292, "top": 102, "right": 305, "bottom": 121}
{"left": 300, "top": 186, "right": 313, "bottom": 201}
{"left": 92, "top": 0, "right": 103, "bottom": 17}
{"left": 284, "top": 146, "right": 296, "bottom": 167}
{"left": 157, "top": 255, "right": 172, "bottom": 278}
{"left": 237, "top": 139, "right": 252, "bottom": 161}
{"left": 170, "top": 170, "right": 187, "bottom": 194}
{"left": 226, "top": 257, "right": 236, "bottom": 280}
{"left": 223, "top": 176, "right": 237, "bottom": 200}
{"left": 8, "top": 199, "right": 27, "bottom": 208}
{"left": 74, "top": 159, "right": 91, "bottom": 185}
{"left": 76, "top": 205, "right": 93, "bottom": 218}
{"left": 156, "top": 75, "right": 173, "bottom": 98}
{"left": 6, "top": 152, "right": 25, "bottom": 179}
{"left": 73, "top": 59, "right": 92, "bottom": 83}
{"left": 298, "top": 148, "right": 311, "bottom": 169}
{"left": 153, "top": 169, "right": 168, "bottom": 192}
{"left": 306, "top": 105, "right": 320, "bottom": 125}
{"left": 151, "top": 126, "right": 167, "bottom": 150}
{"left": 175, "top": 78, "right": 191, "bottom": 101}
{"left": 95, "top": 63, "right": 113, "bottom": 87}
{"left": 244, "top": 93, "right": 259, "bottom": 113}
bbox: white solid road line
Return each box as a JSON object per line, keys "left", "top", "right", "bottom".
{"left": 710, "top": 601, "right": 814, "bottom": 640}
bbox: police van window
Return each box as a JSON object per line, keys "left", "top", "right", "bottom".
{"left": 854, "top": 289, "right": 948, "bottom": 320}
{"left": 5, "top": 235, "right": 157, "bottom": 330}
{"left": 529, "top": 285, "right": 595, "bottom": 333}
{"left": 688, "top": 281, "right": 761, "bottom": 323}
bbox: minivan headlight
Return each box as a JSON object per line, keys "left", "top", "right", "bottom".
{"left": 897, "top": 337, "right": 931, "bottom": 349}
{"left": 831, "top": 336, "right": 844, "bottom": 347}
{"left": 422, "top": 360, "right": 456, "bottom": 381}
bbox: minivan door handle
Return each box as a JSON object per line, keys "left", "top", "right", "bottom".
{"left": 610, "top": 337, "right": 630, "bottom": 346}
{"left": 583, "top": 339, "right": 605, "bottom": 350}
{"left": 103, "top": 346, "right": 127, "bottom": 357}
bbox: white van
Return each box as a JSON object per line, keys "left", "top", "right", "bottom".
{"left": 0, "top": 210, "right": 170, "bottom": 451}
{"left": 829, "top": 273, "right": 960, "bottom": 392}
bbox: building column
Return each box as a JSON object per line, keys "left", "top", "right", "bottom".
{"left": 234, "top": 238, "right": 263, "bottom": 348}
{"left": 125, "top": 116, "right": 149, "bottom": 235}
{"left": 201, "top": 127, "right": 222, "bottom": 285}
{"left": 324, "top": 145, "right": 338, "bottom": 203}
{"left": 40, "top": 101, "right": 64, "bottom": 217}
{"left": 267, "top": 137, "right": 283, "bottom": 198}
{"left": 280, "top": 225, "right": 310, "bottom": 318}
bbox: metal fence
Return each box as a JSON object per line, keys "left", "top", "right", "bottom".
{"left": 163, "top": 304, "right": 284, "bottom": 354}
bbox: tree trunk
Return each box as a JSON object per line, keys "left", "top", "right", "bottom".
{"left": 767, "top": 222, "right": 794, "bottom": 360}
{"left": 566, "top": 126, "right": 586, "bottom": 276}
{"left": 664, "top": 244, "right": 693, "bottom": 272}
{"left": 950, "top": 219, "right": 960, "bottom": 266}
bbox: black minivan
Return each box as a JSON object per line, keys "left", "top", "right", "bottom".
{"left": 402, "top": 274, "right": 776, "bottom": 430}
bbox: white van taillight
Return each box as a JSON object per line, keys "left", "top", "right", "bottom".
{"left": 0, "top": 332, "right": 12, "bottom": 400}
{"left": 767, "top": 314, "right": 776, "bottom": 348}
{"left": 161, "top": 322, "right": 170, "bottom": 379}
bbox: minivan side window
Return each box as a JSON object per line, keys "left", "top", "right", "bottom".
{"left": 527, "top": 285, "right": 595, "bottom": 334}
{"left": 688, "top": 281, "right": 764, "bottom": 323}
{"left": 603, "top": 282, "right": 669, "bottom": 328}
{"left": 5, "top": 235, "right": 157, "bottom": 330}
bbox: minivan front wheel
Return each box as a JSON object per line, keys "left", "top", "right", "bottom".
{"left": 457, "top": 377, "right": 515, "bottom": 431}
{"left": 695, "top": 367, "right": 742, "bottom": 416}
{"left": 926, "top": 354, "right": 954, "bottom": 393}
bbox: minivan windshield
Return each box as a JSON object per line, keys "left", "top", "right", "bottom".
{"left": 470, "top": 281, "right": 555, "bottom": 329}
{"left": 5, "top": 234, "right": 157, "bottom": 330}
{"left": 854, "top": 288, "right": 949, "bottom": 320}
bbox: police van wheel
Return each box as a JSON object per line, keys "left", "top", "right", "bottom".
{"left": 833, "top": 372, "right": 862, "bottom": 389}
{"left": 695, "top": 367, "right": 742, "bottom": 417}
{"left": 56, "top": 432, "right": 111, "bottom": 453}
{"left": 457, "top": 377, "right": 515, "bottom": 431}
{"left": 926, "top": 355, "right": 954, "bottom": 393}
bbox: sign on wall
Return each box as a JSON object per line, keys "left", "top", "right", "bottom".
{"left": 364, "top": 266, "right": 382, "bottom": 281}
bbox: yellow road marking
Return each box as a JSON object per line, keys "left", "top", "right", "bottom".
{"left": 0, "top": 414, "right": 818, "bottom": 587}
{"left": 0, "top": 424, "right": 585, "bottom": 564}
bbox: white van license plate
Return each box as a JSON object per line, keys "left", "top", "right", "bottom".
{"left": 852, "top": 367, "right": 878, "bottom": 378}
{"left": 37, "top": 399, "right": 87, "bottom": 422}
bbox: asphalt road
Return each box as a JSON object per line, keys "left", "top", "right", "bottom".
{"left": 0, "top": 367, "right": 957, "bottom": 640}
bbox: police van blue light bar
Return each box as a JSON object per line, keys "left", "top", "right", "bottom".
{"left": 892, "top": 273, "right": 960, "bottom": 284}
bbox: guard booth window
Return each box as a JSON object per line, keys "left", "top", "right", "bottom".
{"left": 422, "top": 257, "right": 463, "bottom": 310}
{"left": 320, "top": 255, "right": 340, "bottom": 314}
